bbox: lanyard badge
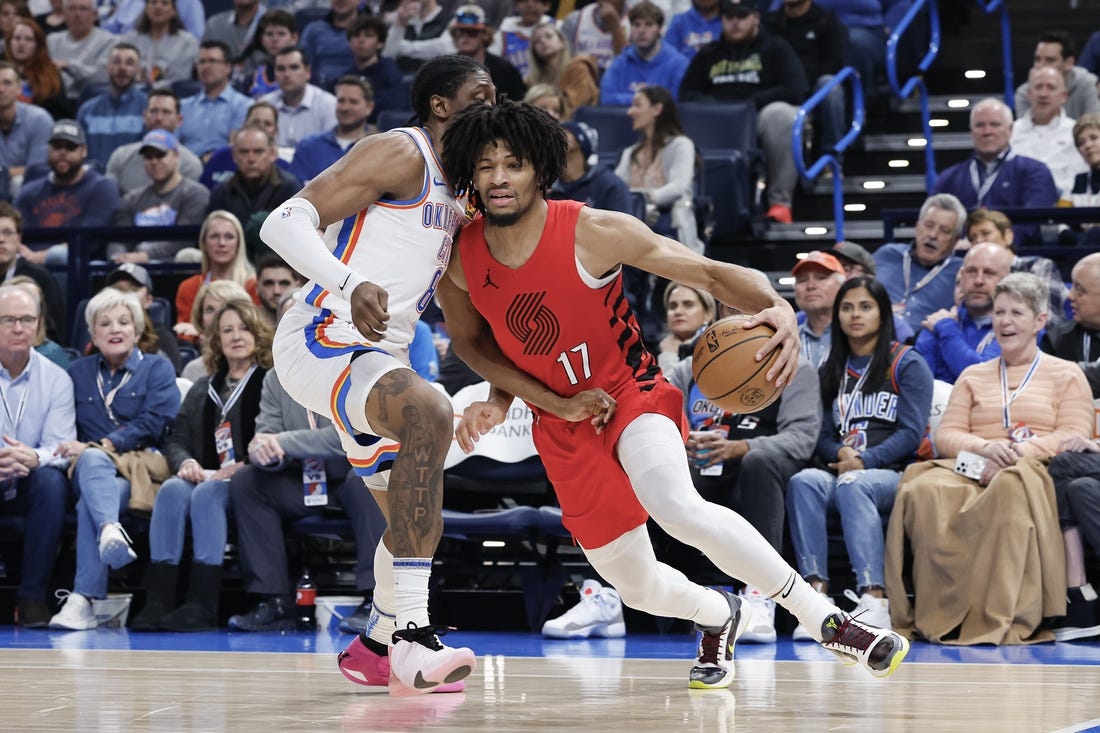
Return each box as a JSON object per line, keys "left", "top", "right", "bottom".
{"left": 214, "top": 421, "right": 235, "bottom": 467}
{"left": 303, "top": 457, "right": 328, "bottom": 506}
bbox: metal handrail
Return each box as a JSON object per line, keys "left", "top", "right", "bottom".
{"left": 886, "top": 0, "right": 941, "bottom": 191}
{"left": 791, "top": 67, "right": 865, "bottom": 243}
{"left": 973, "top": 0, "right": 1015, "bottom": 111}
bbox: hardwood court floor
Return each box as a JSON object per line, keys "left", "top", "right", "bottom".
{"left": 2, "top": 632, "right": 1099, "bottom": 733}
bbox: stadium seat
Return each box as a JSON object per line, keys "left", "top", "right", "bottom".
{"left": 376, "top": 109, "right": 413, "bottom": 131}
{"left": 677, "top": 101, "right": 757, "bottom": 156}
{"left": 572, "top": 106, "right": 634, "bottom": 165}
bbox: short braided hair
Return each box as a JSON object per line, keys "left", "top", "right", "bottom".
{"left": 441, "top": 97, "right": 566, "bottom": 214}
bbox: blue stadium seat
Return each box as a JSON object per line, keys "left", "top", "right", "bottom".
{"left": 376, "top": 109, "right": 414, "bottom": 131}
{"left": 677, "top": 101, "right": 758, "bottom": 156}
{"left": 573, "top": 106, "right": 635, "bottom": 164}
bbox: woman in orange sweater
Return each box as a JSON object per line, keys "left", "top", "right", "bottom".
{"left": 174, "top": 210, "right": 258, "bottom": 342}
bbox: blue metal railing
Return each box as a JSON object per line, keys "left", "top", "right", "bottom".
{"left": 886, "top": 0, "right": 941, "bottom": 191}
{"left": 973, "top": 0, "right": 1015, "bottom": 111}
{"left": 791, "top": 67, "right": 865, "bottom": 243}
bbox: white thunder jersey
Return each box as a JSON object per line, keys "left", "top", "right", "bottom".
{"left": 295, "top": 126, "right": 469, "bottom": 359}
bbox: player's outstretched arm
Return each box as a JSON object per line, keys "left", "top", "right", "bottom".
{"left": 260, "top": 132, "right": 426, "bottom": 338}
{"left": 575, "top": 208, "right": 802, "bottom": 387}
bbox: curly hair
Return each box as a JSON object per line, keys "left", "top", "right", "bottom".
{"left": 202, "top": 299, "right": 274, "bottom": 374}
{"left": 409, "top": 54, "right": 486, "bottom": 125}
{"left": 441, "top": 98, "right": 566, "bottom": 214}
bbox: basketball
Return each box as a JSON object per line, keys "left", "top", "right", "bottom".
{"left": 691, "top": 315, "right": 784, "bottom": 414}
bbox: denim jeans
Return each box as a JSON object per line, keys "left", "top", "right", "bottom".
{"left": 71, "top": 448, "right": 130, "bottom": 599}
{"left": 149, "top": 476, "right": 230, "bottom": 566}
{"left": 845, "top": 26, "right": 888, "bottom": 96}
{"left": 786, "top": 466, "right": 900, "bottom": 589}
{"left": 0, "top": 466, "right": 69, "bottom": 600}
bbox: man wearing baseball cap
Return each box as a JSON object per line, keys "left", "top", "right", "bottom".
{"left": 792, "top": 251, "right": 845, "bottom": 368}
{"left": 550, "top": 121, "right": 632, "bottom": 215}
{"left": 110, "top": 129, "right": 211, "bottom": 264}
{"left": 831, "top": 241, "right": 877, "bottom": 278}
{"left": 14, "top": 119, "right": 121, "bottom": 267}
{"left": 449, "top": 5, "right": 526, "bottom": 102}
{"left": 679, "top": 0, "right": 807, "bottom": 225}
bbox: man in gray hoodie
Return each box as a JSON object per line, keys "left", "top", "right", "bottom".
{"left": 1015, "top": 31, "right": 1100, "bottom": 122}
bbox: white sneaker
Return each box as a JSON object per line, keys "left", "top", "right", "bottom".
{"left": 48, "top": 591, "right": 96, "bottom": 631}
{"left": 98, "top": 523, "right": 137, "bottom": 569}
{"left": 738, "top": 586, "right": 776, "bottom": 643}
{"left": 792, "top": 587, "right": 830, "bottom": 641}
{"left": 541, "top": 579, "right": 627, "bottom": 639}
{"left": 388, "top": 624, "right": 476, "bottom": 698}
{"left": 844, "top": 589, "right": 892, "bottom": 630}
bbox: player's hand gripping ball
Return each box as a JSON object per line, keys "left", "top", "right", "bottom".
{"left": 691, "top": 315, "right": 784, "bottom": 413}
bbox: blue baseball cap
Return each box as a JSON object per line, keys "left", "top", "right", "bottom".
{"left": 139, "top": 128, "right": 179, "bottom": 154}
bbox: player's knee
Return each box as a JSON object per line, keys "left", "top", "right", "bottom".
{"left": 406, "top": 387, "right": 455, "bottom": 446}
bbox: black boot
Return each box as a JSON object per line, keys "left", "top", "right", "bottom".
{"left": 160, "top": 563, "right": 222, "bottom": 632}
{"left": 130, "top": 562, "right": 179, "bottom": 631}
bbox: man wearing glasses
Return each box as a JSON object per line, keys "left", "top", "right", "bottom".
{"left": 178, "top": 41, "right": 253, "bottom": 161}
{"left": 0, "top": 203, "right": 65, "bottom": 343}
{"left": 0, "top": 283, "right": 76, "bottom": 628}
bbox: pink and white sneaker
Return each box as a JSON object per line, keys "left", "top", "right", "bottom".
{"left": 388, "top": 624, "right": 476, "bottom": 698}
{"left": 337, "top": 634, "right": 466, "bottom": 694}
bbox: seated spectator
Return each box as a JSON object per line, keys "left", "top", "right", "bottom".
{"left": 0, "top": 62, "right": 52, "bottom": 209}
{"left": 873, "top": 193, "right": 965, "bottom": 336}
{"left": 342, "top": 15, "right": 405, "bottom": 125}
{"left": 6, "top": 275, "right": 68, "bottom": 366}
{"left": 0, "top": 202, "right": 64, "bottom": 341}
{"left": 449, "top": 5, "right": 526, "bottom": 103}
{"left": 491, "top": 0, "right": 554, "bottom": 79}
{"left": 177, "top": 40, "right": 252, "bottom": 160}
{"left": 654, "top": 281, "right": 714, "bottom": 372}
{"left": 105, "top": 88, "right": 203, "bottom": 196}
{"left": 884, "top": 273, "right": 1091, "bottom": 645}
{"left": 0, "top": 283, "right": 74, "bottom": 627}
{"left": 664, "top": 295, "right": 820, "bottom": 643}
{"left": 174, "top": 210, "right": 258, "bottom": 342}
{"left": 524, "top": 82, "right": 569, "bottom": 120}
{"left": 793, "top": 250, "right": 844, "bottom": 369}
{"left": 178, "top": 279, "right": 252, "bottom": 380}
{"left": 120, "top": 0, "right": 200, "bottom": 84}
{"left": 680, "top": 0, "right": 807, "bottom": 224}
{"left": 253, "top": 252, "right": 298, "bottom": 326}
{"left": 560, "top": 0, "right": 628, "bottom": 73}
{"left": 101, "top": 0, "right": 203, "bottom": 39}
{"left": 763, "top": 0, "right": 846, "bottom": 155}
{"left": 32, "top": 0, "right": 64, "bottom": 36}
{"left": 549, "top": 120, "right": 631, "bottom": 213}
{"left": 48, "top": 287, "right": 179, "bottom": 631}
{"left": 75, "top": 42, "right": 147, "bottom": 167}
{"left": 1042, "top": 252, "right": 1100, "bottom": 373}
{"left": 200, "top": 101, "right": 292, "bottom": 189}
{"left": 131, "top": 298, "right": 270, "bottom": 631}
{"left": 915, "top": 243, "right": 1013, "bottom": 384}
{"left": 15, "top": 118, "right": 121, "bottom": 268}
{"left": 207, "top": 124, "right": 301, "bottom": 256}
{"left": 1011, "top": 65, "right": 1088, "bottom": 200}
{"left": 202, "top": 0, "right": 263, "bottom": 63}
{"left": 964, "top": 208, "right": 1067, "bottom": 325}
{"left": 259, "top": 46, "right": 336, "bottom": 149}
{"left": 227, "top": 335, "right": 385, "bottom": 632}
{"left": 4, "top": 19, "right": 69, "bottom": 120}
{"left": 109, "top": 129, "right": 211, "bottom": 263}
{"left": 600, "top": 1, "right": 687, "bottom": 107}
{"left": 787, "top": 275, "right": 932, "bottom": 639}
{"left": 298, "top": 0, "right": 357, "bottom": 90}
{"left": 0, "top": 0, "right": 32, "bottom": 55}
{"left": 664, "top": 0, "right": 721, "bottom": 61}
{"left": 811, "top": 0, "right": 908, "bottom": 101}
{"left": 1081, "top": 29, "right": 1100, "bottom": 76}
{"left": 289, "top": 75, "right": 376, "bottom": 185}
{"left": 1068, "top": 112, "right": 1100, "bottom": 209}
{"left": 47, "top": 0, "right": 114, "bottom": 100}
{"left": 382, "top": 0, "right": 455, "bottom": 74}
{"left": 524, "top": 21, "right": 570, "bottom": 88}
{"left": 1015, "top": 31, "right": 1100, "bottom": 123}
{"left": 930, "top": 98, "right": 1059, "bottom": 245}
{"left": 103, "top": 261, "right": 181, "bottom": 373}
{"left": 1046, "top": 436, "right": 1100, "bottom": 641}
{"left": 238, "top": 9, "right": 297, "bottom": 99}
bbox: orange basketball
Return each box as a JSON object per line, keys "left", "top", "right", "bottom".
{"left": 691, "top": 315, "right": 784, "bottom": 414}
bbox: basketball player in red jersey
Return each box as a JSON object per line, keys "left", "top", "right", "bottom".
{"left": 436, "top": 99, "right": 910, "bottom": 687}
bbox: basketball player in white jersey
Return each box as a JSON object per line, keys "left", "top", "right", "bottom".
{"left": 259, "top": 55, "right": 496, "bottom": 697}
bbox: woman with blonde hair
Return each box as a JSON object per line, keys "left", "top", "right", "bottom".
{"left": 174, "top": 211, "right": 259, "bottom": 342}
{"left": 2, "top": 276, "right": 67, "bottom": 367}
{"left": 132, "top": 299, "right": 272, "bottom": 631}
{"left": 524, "top": 22, "right": 570, "bottom": 87}
{"left": 179, "top": 279, "right": 253, "bottom": 381}
{"left": 523, "top": 83, "right": 570, "bottom": 121}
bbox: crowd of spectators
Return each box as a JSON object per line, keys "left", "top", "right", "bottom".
{"left": 2, "top": 0, "right": 1100, "bottom": 649}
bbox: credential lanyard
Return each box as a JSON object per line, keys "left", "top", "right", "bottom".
{"left": 901, "top": 249, "right": 951, "bottom": 304}
{"left": 0, "top": 377, "right": 29, "bottom": 436}
{"left": 97, "top": 367, "right": 134, "bottom": 426}
{"left": 207, "top": 364, "right": 258, "bottom": 422}
{"left": 836, "top": 361, "right": 870, "bottom": 436}
{"left": 968, "top": 151, "right": 1014, "bottom": 206}
{"left": 1000, "top": 352, "right": 1042, "bottom": 432}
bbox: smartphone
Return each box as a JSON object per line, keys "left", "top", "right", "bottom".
{"left": 953, "top": 450, "right": 988, "bottom": 481}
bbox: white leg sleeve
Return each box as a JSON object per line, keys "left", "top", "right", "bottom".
{"left": 259, "top": 198, "right": 368, "bottom": 299}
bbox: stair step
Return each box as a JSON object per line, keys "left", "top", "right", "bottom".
{"left": 862, "top": 131, "right": 972, "bottom": 152}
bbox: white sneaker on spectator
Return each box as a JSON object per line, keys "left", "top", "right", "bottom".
{"left": 98, "top": 522, "right": 137, "bottom": 569}
{"left": 844, "top": 589, "right": 892, "bottom": 630}
{"left": 48, "top": 591, "right": 96, "bottom": 631}
{"left": 541, "top": 579, "right": 626, "bottom": 639}
{"left": 738, "top": 586, "right": 776, "bottom": 643}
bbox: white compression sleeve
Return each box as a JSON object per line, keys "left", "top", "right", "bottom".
{"left": 259, "top": 198, "right": 368, "bottom": 300}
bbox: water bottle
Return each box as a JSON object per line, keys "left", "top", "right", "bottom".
{"left": 295, "top": 568, "right": 316, "bottom": 631}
